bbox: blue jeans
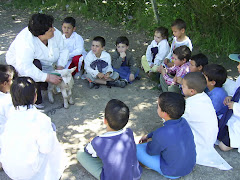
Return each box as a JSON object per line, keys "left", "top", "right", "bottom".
{"left": 136, "top": 143, "right": 180, "bottom": 179}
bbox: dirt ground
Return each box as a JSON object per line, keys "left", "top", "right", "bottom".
{"left": 0, "top": 3, "right": 240, "bottom": 180}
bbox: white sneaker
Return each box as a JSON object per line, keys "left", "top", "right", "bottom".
{"left": 35, "top": 103, "right": 45, "bottom": 109}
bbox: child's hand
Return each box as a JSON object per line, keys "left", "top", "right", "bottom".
{"left": 88, "top": 137, "right": 94, "bottom": 142}
{"left": 104, "top": 72, "right": 111, "bottom": 79}
{"left": 150, "top": 63, "right": 154, "bottom": 68}
{"left": 164, "top": 58, "right": 169, "bottom": 65}
{"left": 97, "top": 72, "right": 104, "bottom": 79}
{"left": 158, "top": 65, "right": 166, "bottom": 75}
{"left": 139, "top": 135, "right": 148, "bottom": 144}
{"left": 224, "top": 96, "right": 232, "bottom": 106}
{"left": 120, "top": 52, "right": 126, "bottom": 58}
{"left": 227, "top": 101, "right": 234, "bottom": 110}
{"left": 129, "top": 73, "right": 135, "bottom": 82}
{"left": 176, "top": 77, "right": 183, "bottom": 84}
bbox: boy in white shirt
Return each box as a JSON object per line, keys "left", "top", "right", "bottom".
{"left": 85, "top": 36, "right": 126, "bottom": 89}
{"left": 62, "top": 17, "right": 87, "bottom": 79}
{"left": 164, "top": 19, "right": 193, "bottom": 67}
{"left": 0, "top": 77, "right": 67, "bottom": 180}
{"left": 182, "top": 72, "right": 231, "bottom": 170}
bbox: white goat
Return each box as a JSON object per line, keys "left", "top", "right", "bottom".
{"left": 48, "top": 67, "right": 76, "bottom": 109}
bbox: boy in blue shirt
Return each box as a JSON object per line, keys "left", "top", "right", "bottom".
{"left": 137, "top": 92, "right": 196, "bottom": 179}
{"left": 77, "top": 99, "right": 142, "bottom": 180}
{"left": 203, "top": 64, "right": 228, "bottom": 115}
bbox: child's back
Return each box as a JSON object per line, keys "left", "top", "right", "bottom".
{"left": 88, "top": 128, "right": 141, "bottom": 180}
{"left": 182, "top": 72, "right": 232, "bottom": 170}
{"left": 0, "top": 77, "right": 66, "bottom": 180}
{"left": 77, "top": 99, "right": 142, "bottom": 180}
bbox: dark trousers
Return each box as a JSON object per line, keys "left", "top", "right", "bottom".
{"left": 33, "top": 59, "right": 48, "bottom": 104}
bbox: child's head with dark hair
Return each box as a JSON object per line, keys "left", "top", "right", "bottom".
{"left": 62, "top": 17, "right": 76, "bottom": 38}
{"left": 63, "top": 17, "right": 76, "bottom": 27}
{"left": 190, "top": 53, "right": 208, "bottom": 72}
{"left": 104, "top": 99, "right": 129, "bottom": 131}
{"left": 203, "top": 64, "right": 227, "bottom": 89}
{"left": 93, "top": 36, "right": 105, "bottom": 47}
{"left": 158, "top": 92, "right": 185, "bottom": 120}
{"left": 10, "top": 77, "right": 37, "bottom": 109}
{"left": 172, "top": 45, "right": 191, "bottom": 66}
{"left": 92, "top": 36, "right": 106, "bottom": 57}
{"left": 171, "top": 19, "right": 186, "bottom": 39}
{"left": 182, "top": 72, "right": 207, "bottom": 97}
{"left": 116, "top": 36, "right": 129, "bottom": 46}
{"left": 0, "top": 65, "right": 17, "bottom": 93}
{"left": 28, "top": 13, "right": 54, "bottom": 37}
{"left": 171, "top": 19, "right": 186, "bottom": 30}
{"left": 155, "top": 27, "right": 169, "bottom": 40}
{"left": 115, "top": 36, "right": 129, "bottom": 55}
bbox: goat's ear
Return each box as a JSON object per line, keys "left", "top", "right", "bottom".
{"left": 70, "top": 67, "right": 77, "bottom": 73}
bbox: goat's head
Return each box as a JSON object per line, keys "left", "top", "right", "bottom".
{"left": 55, "top": 67, "right": 76, "bottom": 85}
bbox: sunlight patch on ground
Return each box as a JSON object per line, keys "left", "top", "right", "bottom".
{"left": 0, "top": 51, "right": 6, "bottom": 55}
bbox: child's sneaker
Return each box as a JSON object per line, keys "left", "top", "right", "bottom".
{"left": 114, "top": 80, "right": 127, "bottom": 88}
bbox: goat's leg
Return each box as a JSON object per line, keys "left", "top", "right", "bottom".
{"left": 68, "top": 89, "right": 74, "bottom": 105}
{"left": 48, "top": 83, "right": 54, "bottom": 104}
{"left": 61, "top": 89, "right": 69, "bottom": 109}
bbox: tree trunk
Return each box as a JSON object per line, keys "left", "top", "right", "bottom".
{"left": 151, "top": 0, "right": 160, "bottom": 24}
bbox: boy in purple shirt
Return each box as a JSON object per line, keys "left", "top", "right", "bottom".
{"left": 77, "top": 99, "right": 142, "bottom": 180}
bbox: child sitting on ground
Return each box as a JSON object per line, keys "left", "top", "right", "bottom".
{"left": 62, "top": 17, "right": 87, "bottom": 79}
{"left": 137, "top": 92, "right": 196, "bottom": 179}
{"left": 0, "top": 65, "right": 16, "bottom": 123}
{"left": 158, "top": 45, "right": 191, "bottom": 93}
{"left": 203, "top": 64, "right": 227, "bottom": 115}
{"left": 0, "top": 77, "right": 67, "bottom": 179}
{"left": 112, "top": 36, "right": 140, "bottom": 84}
{"left": 182, "top": 72, "right": 231, "bottom": 170}
{"left": 0, "top": 65, "right": 16, "bottom": 169}
{"left": 85, "top": 36, "right": 126, "bottom": 89}
{"left": 164, "top": 19, "right": 193, "bottom": 67}
{"left": 77, "top": 99, "right": 142, "bottom": 180}
{"left": 174, "top": 53, "right": 208, "bottom": 85}
{"left": 218, "top": 54, "right": 240, "bottom": 153}
{"left": 141, "top": 27, "right": 170, "bottom": 74}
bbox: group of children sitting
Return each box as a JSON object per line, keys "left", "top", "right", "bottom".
{"left": 0, "top": 15, "right": 239, "bottom": 180}
{"left": 61, "top": 17, "right": 140, "bottom": 89}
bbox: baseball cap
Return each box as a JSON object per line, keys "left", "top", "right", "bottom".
{"left": 229, "top": 54, "right": 240, "bottom": 62}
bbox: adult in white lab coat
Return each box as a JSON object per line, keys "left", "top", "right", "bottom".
{"left": 6, "top": 13, "right": 69, "bottom": 106}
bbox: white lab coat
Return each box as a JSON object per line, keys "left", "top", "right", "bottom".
{"left": 183, "top": 92, "right": 232, "bottom": 170}
{"left": 227, "top": 76, "right": 240, "bottom": 152}
{"left": 6, "top": 27, "right": 69, "bottom": 82}
{"left": 0, "top": 106, "right": 67, "bottom": 180}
